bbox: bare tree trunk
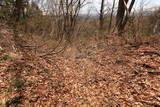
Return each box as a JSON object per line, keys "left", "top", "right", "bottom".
{"left": 99, "top": 0, "right": 105, "bottom": 30}
{"left": 153, "top": 20, "right": 160, "bottom": 34}
{"left": 108, "top": 0, "right": 116, "bottom": 33}
{"left": 116, "top": 0, "right": 135, "bottom": 36}
{"left": 116, "top": 0, "right": 128, "bottom": 35}
{"left": 14, "top": 0, "right": 26, "bottom": 22}
{"left": 121, "top": 0, "right": 135, "bottom": 30}
{"left": 14, "top": 0, "right": 21, "bottom": 21}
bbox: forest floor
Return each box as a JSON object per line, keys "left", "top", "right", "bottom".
{"left": 0, "top": 27, "right": 160, "bottom": 107}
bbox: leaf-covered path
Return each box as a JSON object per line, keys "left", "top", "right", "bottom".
{"left": 0, "top": 28, "right": 160, "bottom": 106}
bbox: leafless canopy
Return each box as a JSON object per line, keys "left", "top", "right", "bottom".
{"left": 45, "top": 0, "right": 86, "bottom": 42}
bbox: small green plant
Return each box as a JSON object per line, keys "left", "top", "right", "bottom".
{"left": 90, "top": 70, "right": 101, "bottom": 76}
{"left": 115, "top": 59, "right": 124, "bottom": 65}
{"left": 12, "top": 78, "right": 25, "bottom": 89}
{"left": 2, "top": 54, "right": 13, "bottom": 60}
{"left": 89, "top": 55, "right": 97, "bottom": 61}
{"left": 6, "top": 78, "right": 25, "bottom": 92}
{"left": 80, "top": 40, "right": 83, "bottom": 44}
{"left": 95, "top": 70, "right": 101, "bottom": 73}
{"left": 6, "top": 96, "right": 23, "bottom": 107}
{"left": 44, "top": 67, "right": 49, "bottom": 72}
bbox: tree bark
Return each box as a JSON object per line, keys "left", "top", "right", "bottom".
{"left": 116, "top": 0, "right": 128, "bottom": 35}
{"left": 99, "top": 0, "right": 105, "bottom": 30}
{"left": 116, "top": 0, "right": 135, "bottom": 35}
{"left": 121, "top": 0, "right": 135, "bottom": 30}
{"left": 108, "top": 0, "right": 116, "bottom": 32}
{"left": 14, "top": 0, "right": 25, "bottom": 21}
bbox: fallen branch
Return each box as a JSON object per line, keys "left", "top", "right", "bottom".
{"left": 148, "top": 71, "right": 160, "bottom": 76}
{"left": 140, "top": 64, "right": 156, "bottom": 69}
{"left": 138, "top": 100, "right": 160, "bottom": 107}
{"left": 39, "top": 44, "right": 67, "bottom": 58}
{"left": 144, "top": 51, "right": 160, "bottom": 56}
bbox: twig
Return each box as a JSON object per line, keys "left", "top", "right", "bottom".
{"left": 138, "top": 100, "right": 160, "bottom": 106}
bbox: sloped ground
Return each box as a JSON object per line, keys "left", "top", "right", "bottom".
{"left": 0, "top": 27, "right": 160, "bottom": 107}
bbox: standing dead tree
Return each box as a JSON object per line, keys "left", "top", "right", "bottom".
{"left": 116, "top": 0, "right": 135, "bottom": 35}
